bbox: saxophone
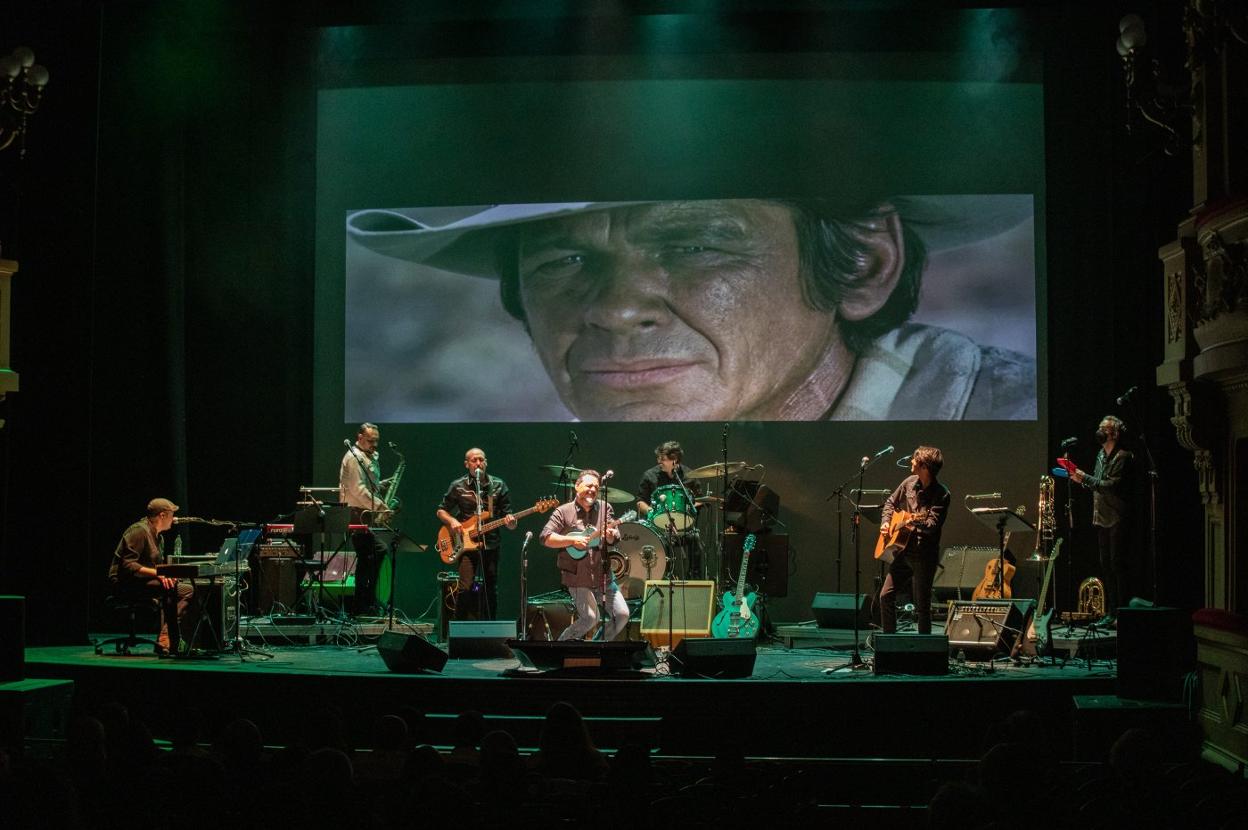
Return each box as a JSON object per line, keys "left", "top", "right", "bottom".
{"left": 1032, "top": 474, "right": 1056, "bottom": 559}
{"left": 382, "top": 447, "right": 406, "bottom": 513}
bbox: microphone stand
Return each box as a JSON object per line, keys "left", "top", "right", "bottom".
{"left": 824, "top": 457, "right": 880, "bottom": 673}
{"left": 1062, "top": 446, "right": 1077, "bottom": 636}
{"left": 673, "top": 466, "right": 700, "bottom": 579}
{"left": 519, "top": 531, "right": 533, "bottom": 641}
{"left": 473, "top": 469, "right": 487, "bottom": 619}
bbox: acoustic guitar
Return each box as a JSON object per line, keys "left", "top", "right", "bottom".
{"left": 563, "top": 510, "right": 637, "bottom": 559}
{"left": 435, "top": 497, "right": 559, "bottom": 565}
{"left": 874, "top": 509, "right": 929, "bottom": 563}
{"left": 971, "top": 533, "right": 1016, "bottom": 601}
{"left": 711, "top": 533, "right": 759, "bottom": 639}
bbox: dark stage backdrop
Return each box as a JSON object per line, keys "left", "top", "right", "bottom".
{"left": 0, "top": 2, "right": 1203, "bottom": 645}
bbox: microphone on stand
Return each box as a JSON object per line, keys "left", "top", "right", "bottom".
{"left": 861, "top": 445, "right": 894, "bottom": 467}
{"left": 521, "top": 530, "right": 533, "bottom": 552}
{"left": 569, "top": 430, "right": 579, "bottom": 447}
{"left": 602, "top": 469, "right": 615, "bottom": 481}
{"left": 1060, "top": 436, "right": 1078, "bottom": 448}
{"left": 343, "top": 439, "right": 353, "bottom": 449}
{"left": 964, "top": 493, "right": 1003, "bottom": 500}
{"left": 388, "top": 441, "right": 400, "bottom": 450}
{"left": 172, "top": 516, "right": 203, "bottom": 525}
{"left": 1115, "top": 386, "right": 1138, "bottom": 406}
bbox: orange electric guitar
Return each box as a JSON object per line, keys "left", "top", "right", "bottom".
{"left": 435, "top": 497, "right": 558, "bottom": 565}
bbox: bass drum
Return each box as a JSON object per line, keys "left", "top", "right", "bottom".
{"left": 608, "top": 521, "right": 667, "bottom": 599}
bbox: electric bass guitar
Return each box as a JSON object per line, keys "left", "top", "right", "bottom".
{"left": 435, "top": 497, "right": 559, "bottom": 565}
{"left": 711, "top": 533, "right": 759, "bottom": 639}
{"left": 563, "top": 511, "right": 637, "bottom": 559}
{"left": 1025, "top": 539, "right": 1063, "bottom": 655}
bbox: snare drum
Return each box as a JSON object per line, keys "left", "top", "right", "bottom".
{"left": 608, "top": 521, "right": 667, "bottom": 599}
{"left": 646, "top": 484, "right": 697, "bottom": 532}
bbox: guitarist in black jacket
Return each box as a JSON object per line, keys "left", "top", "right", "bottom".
{"left": 878, "top": 446, "right": 951, "bottom": 635}
{"left": 436, "top": 448, "right": 516, "bottom": 620}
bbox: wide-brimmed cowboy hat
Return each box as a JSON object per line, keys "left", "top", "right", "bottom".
{"left": 346, "top": 195, "right": 1034, "bottom": 279}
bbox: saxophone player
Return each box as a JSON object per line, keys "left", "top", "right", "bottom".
{"left": 436, "top": 448, "right": 517, "bottom": 621}
{"left": 340, "top": 422, "right": 389, "bottom": 617}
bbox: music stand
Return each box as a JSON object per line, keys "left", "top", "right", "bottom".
{"left": 971, "top": 507, "right": 1034, "bottom": 599}
{"left": 293, "top": 504, "right": 350, "bottom": 617}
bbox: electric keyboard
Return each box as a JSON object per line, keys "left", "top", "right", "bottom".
{"left": 156, "top": 561, "right": 251, "bottom": 579}
{"left": 264, "top": 523, "right": 372, "bottom": 535}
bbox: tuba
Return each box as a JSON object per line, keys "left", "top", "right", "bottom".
{"left": 1032, "top": 474, "right": 1056, "bottom": 558}
{"left": 1078, "top": 577, "right": 1105, "bottom": 619}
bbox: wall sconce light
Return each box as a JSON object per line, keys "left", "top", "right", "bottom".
{"left": 0, "top": 46, "right": 50, "bottom": 157}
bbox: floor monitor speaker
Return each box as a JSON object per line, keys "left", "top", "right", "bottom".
{"left": 811, "top": 592, "right": 870, "bottom": 629}
{"left": 377, "top": 630, "right": 447, "bottom": 674}
{"left": 873, "top": 634, "right": 949, "bottom": 675}
{"left": 672, "top": 637, "right": 757, "bottom": 679}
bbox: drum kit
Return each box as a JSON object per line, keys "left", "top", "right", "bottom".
{"left": 537, "top": 460, "right": 751, "bottom": 599}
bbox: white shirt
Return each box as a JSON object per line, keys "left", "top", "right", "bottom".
{"left": 339, "top": 445, "right": 384, "bottom": 511}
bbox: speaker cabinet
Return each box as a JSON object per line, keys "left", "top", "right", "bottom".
{"left": 1116, "top": 607, "right": 1194, "bottom": 702}
{"left": 0, "top": 595, "right": 24, "bottom": 681}
{"left": 873, "top": 634, "right": 949, "bottom": 675}
{"left": 377, "top": 630, "right": 447, "bottom": 673}
{"left": 448, "top": 620, "right": 516, "bottom": 659}
{"left": 811, "top": 592, "right": 870, "bottom": 628}
{"left": 934, "top": 547, "right": 1042, "bottom": 602}
{"left": 945, "top": 599, "right": 1034, "bottom": 657}
{"left": 639, "top": 580, "right": 715, "bottom": 650}
{"left": 256, "top": 556, "right": 297, "bottom": 615}
{"left": 672, "top": 637, "right": 757, "bottom": 678}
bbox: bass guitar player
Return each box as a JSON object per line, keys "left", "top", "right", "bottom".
{"left": 877, "top": 446, "right": 951, "bottom": 635}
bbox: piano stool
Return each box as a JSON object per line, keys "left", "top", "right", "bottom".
{"left": 94, "top": 596, "right": 161, "bottom": 655}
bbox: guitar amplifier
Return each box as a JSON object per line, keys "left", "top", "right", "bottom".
{"left": 945, "top": 599, "right": 1035, "bottom": 657}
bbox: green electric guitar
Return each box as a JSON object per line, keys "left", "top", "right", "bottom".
{"left": 711, "top": 533, "right": 759, "bottom": 639}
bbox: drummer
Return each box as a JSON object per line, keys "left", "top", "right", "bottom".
{"left": 636, "top": 441, "right": 701, "bottom": 530}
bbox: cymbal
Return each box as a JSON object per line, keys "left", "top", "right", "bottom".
{"left": 538, "top": 464, "right": 582, "bottom": 477}
{"left": 694, "top": 495, "right": 723, "bottom": 508}
{"left": 546, "top": 482, "right": 634, "bottom": 504}
{"left": 685, "top": 461, "right": 749, "bottom": 480}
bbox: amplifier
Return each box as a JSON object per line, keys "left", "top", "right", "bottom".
{"left": 945, "top": 599, "right": 1035, "bottom": 657}
{"left": 257, "top": 542, "right": 300, "bottom": 559}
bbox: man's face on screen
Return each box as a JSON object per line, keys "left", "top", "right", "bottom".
{"left": 516, "top": 200, "right": 845, "bottom": 420}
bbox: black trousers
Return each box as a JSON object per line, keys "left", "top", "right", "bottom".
{"left": 112, "top": 577, "right": 195, "bottom": 646}
{"left": 455, "top": 547, "right": 500, "bottom": 620}
{"left": 879, "top": 550, "right": 937, "bottom": 634}
{"left": 351, "top": 531, "right": 386, "bottom": 615}
{"left": 1097, "top": 522, "right": 1130, "bottom": 616}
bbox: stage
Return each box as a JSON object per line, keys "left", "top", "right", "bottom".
{"left": 20, "top": 621, "right": 1124, "bottom": 761}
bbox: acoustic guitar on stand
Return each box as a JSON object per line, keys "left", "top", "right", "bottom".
{"left": 436, "top": 497, "right": 559, "bottom": 565}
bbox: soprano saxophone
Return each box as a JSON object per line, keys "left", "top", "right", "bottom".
{"left": 382, "top": 446, "right": 406, "bottom": 514}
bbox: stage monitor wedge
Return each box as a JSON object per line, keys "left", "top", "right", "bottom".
{"left": 377, "top": 630, "right": 447, "bottom": 674}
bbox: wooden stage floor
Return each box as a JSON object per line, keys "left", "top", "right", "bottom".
{"left": 24, "top": 623, "right": 1120, "bottom": 760}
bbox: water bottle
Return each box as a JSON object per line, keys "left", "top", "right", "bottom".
{"left": 956, "top": 649, "right": 966, "bottom": 665}
{"left": 173, "top": 535, "right": 183, "bottom": 559}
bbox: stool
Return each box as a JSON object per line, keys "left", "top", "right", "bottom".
{"left": 94, "top": 595, "right": 161, "bottom": 655}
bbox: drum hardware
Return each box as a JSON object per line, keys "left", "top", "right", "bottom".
{"left": 537, "top": 464, "right": 583, "bottom": 477}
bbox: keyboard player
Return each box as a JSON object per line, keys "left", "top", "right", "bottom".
{"left": 107, "top": 497, "right": 196, "bottom": 657}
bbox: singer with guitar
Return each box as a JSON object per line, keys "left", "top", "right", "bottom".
{"left": 538, "top": 469, "right": 630, "bottom": 642}
{"left": 878, "top": 446, "right": 950, "bottom": 635}
{"left": 436, "top": 448, "right": 517, "bottom": 621}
